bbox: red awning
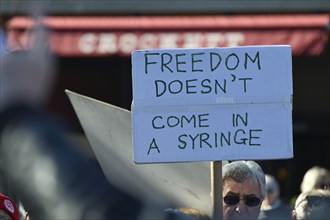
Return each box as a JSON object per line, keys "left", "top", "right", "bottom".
{"left": 6, "top": 14, "right": 329, "bottom": 56}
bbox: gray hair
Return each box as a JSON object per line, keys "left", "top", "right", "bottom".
{"left": 222, "top": 160, "right": 266, "bottom": 199}
{"left": 300, "top": 166, "right": 330, "bottom": 193}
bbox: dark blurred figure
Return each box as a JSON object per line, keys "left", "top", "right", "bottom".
{"left": 258, "top": 174, "right": 292, "bottom": 220}
{"left": 0, "top": 193, "right": 20, "bottom": 220}
{"left": 0, "top": 101, "right": 143, "bottom": 220}
{"left": 0, "top": 22, "right": 143, "bottom": 220}
{"left": 292, "top": 189, "right": 330, "bottom": 220}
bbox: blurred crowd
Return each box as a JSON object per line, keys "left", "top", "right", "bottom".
{"left": 1, "top": 22, "right": 329, "bottom": 220}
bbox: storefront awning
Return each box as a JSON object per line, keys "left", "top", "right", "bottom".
{"left": 6, "top": 14, "right": 329, "bottom": 56}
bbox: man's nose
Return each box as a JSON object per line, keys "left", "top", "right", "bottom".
{"left": 235, "top": 200, "right": 247, "bottom": 213}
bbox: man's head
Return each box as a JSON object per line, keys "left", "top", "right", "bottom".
{"left": 0, "top": 193, "right": 20, "bottom": 220}
{"left": 262, "top": 174, "right": 280, "bottom": 208}
{"left": 222, "top": 161, "right": 266, "bottom": 220}
{"left": 300, "top": 166, "right": 330, "bottom": 193}
{"left": 292, "top": 189, "right": 330, "bottom": 220}
{"left": 0, "top": 23, "right": 56, "bottom": 111}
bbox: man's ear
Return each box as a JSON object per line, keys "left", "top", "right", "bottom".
{"left": 292, "top": 209, "right": 297, "bottom": 220}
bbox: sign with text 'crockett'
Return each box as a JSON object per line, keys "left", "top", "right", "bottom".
{"left": 132, "top": 45, "right": 293, "bottom": 164}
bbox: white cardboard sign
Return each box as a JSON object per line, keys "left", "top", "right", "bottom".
{"left": 132, "top": 45, "right": 293, "bottom": 164}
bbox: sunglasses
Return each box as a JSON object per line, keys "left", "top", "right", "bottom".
{"left": 224, "top": 195, "right": 261, "bottom": 207}
{"left": 306, "top": 196, "right": 330, "bottom": 207}
{"left": 295, "top": 195, "right": 330, "bottom": 209}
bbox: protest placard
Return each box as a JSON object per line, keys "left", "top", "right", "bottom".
{"left": 132, "top": 45, "right": 293, "bottom": 164}
{"left": 66, "top": 90, "right": 213, "bottom": 216}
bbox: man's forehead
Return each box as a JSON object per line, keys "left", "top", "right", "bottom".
{"left": 223, "top": 177, "right": 261, "bottom": 195}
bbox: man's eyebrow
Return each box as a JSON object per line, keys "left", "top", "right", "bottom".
{"left": 245, "top": 193, "right": 258, "bottom": 197}
{"left": 226, "top": 191, "right": 239, "bottom": 196}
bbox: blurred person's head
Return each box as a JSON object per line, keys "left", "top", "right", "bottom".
{"left": 292, "top": 189, "right": 330, "bottom": 220}
{"left": 0, "top": 49, "right": 56, "bottom": 110}
{"left": 0, "top": 193, "right": 20, "bottom": 220}
{"left": 300, "top": 166, "right": 330, "bottom": 193}
{"left": 222, "top": 160, "right": 266, "bottom": 220}
{"left": 261, "top": 174, "right": 280, "bottom": 208}
{"left": 0, "top": 23, "right": 56, "bottom": 111}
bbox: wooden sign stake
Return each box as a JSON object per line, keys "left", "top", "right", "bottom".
{"left": 211, "top": 161, "right": 223, "bottom": 220}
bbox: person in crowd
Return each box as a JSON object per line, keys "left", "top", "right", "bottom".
{"left": 258, "top": 174, "right": 292, "bottom": 220}
{"left": 222, "top": 160, "right": 266, "bottom": 220}
{"left": 0, "top": 26, "right": 145, "bottom": 219}
{"left": 0, "top": 193, "right": 20, "bottom": 220}
{"left": 292, "top": 189, "right": 330, "bottom": 220}
{"left": 300, "top": 166, "right": 330, "bottom": 193}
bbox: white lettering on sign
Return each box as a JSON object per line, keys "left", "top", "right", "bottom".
{"left": 98, "top": 33, "right": 117, "bottom": 54}
{"left": 159, "top": 33, "right": 179, "bottom": 48}
{"left": 139, "top": 33, "right": 158, "bottom": 49}
{"left": 78, "top": 33, "right": 97, "bottom": 54}
{"left": 131, "top": 46, "right": 293, "bottom": 164}
{"left": 120, "top": 33, "right": 138, "bottom": 54}
{"left": 204, "top": 33, "right": 225, "bottom": 47}
{"left": 226, "top": 33, "right": 245, "bottom": 47}
{"left": 77, "top": 32, "right": 246, "bottom": 55}
{"left": 183, "top": 33, "right": 202, "bottom": 48}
